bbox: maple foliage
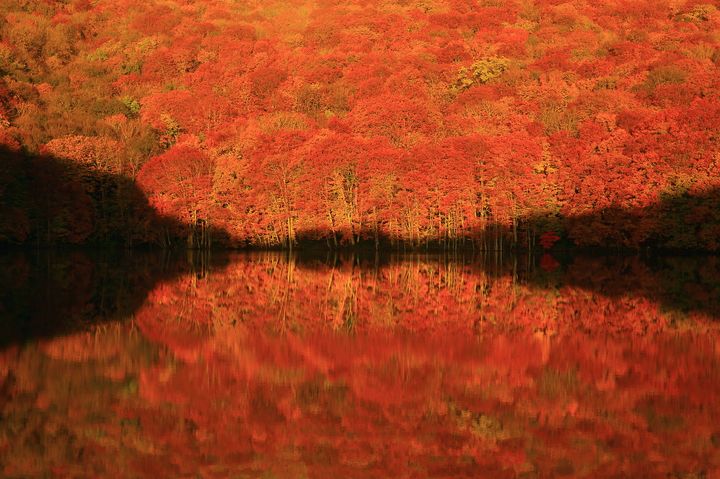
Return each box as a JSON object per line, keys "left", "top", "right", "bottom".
{"left": 1, "top": 0, "right": 720, "bottom": 249}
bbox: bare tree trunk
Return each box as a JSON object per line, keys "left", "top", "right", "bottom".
{"left": 373, "top": 207, "right": 379, "bottom": 251}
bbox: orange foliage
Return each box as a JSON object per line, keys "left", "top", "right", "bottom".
{"left": 1, "top": 0, "right": 719, "bottom": 249}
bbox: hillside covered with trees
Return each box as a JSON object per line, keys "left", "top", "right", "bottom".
{"left": 1, "top": 0, "right": 719, "bottom": 249}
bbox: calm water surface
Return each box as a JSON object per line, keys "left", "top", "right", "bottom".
{"left": 1, "top": 251, "right": 719, "bottom": 477}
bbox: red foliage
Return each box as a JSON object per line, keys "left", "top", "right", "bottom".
{"left": 0, "top": 0, "right": 719, "bottom": 249}
{"left": 137, "top": 144, "right": 213, "bottom": 223}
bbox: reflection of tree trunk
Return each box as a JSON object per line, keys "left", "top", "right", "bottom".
{"left": 323, "top": 263, "right": 335, "bottom": 322}
{"left": 205, "top": 220, "right": 210, "bottom": 249}
{"left": 277, "top": 253, "right": 295, "bottom": 333}
{"left": 494, "top": 222, "right": 498, "bottom": 252}
{"left": 199, "top": 219, "right": 209, "bottom": 249}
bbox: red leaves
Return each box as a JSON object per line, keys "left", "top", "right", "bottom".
{"left": 249, "top": 65, "right": 289, "bottom": 99}
{"left": 347, "top": 93, "right": 439, "bottom": 148}
{"left": 41, "top": 136, "right": 123, "bottom": 174}
{"left": 137, "top": 144, "right": 212, "bottom": 221}
{"left": 138, "top": 145, "right": 212, "bottom": 192}
{"left": 1, "top": 0, "right": 720, "bottom": 249}
{"left": 140, "top": 89, "right": 236, "bottom": 136}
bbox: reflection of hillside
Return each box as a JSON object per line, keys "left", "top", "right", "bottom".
{"left": 2, "top": 252, "right": 720, "bottom": 475}
{"left": 133, "top": 252, "right": 720, "bottom": 338}
{"left": 0, "top": 250, "right": 227, "bottom": 347}
{"left": 2, "top": 318, "right": 719, "bottom": 476}
{"left": 1, "top": 251, "right": 718, "bottom": 349}
{"left": 549, "top": 254, "right": 720, "bottom": 323}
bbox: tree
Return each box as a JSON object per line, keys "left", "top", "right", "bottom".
{"left": 137, "top": 143, "right": 213, "bottom": 247}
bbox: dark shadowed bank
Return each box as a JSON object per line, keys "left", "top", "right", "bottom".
{"left": 1, "top": 146, "right": 719, "bottom": 252}
{"left": 1, "top": 146, "right": 719, "bottom": 347}
{"left": 0, "top": 146, "right": 227, "bottom": 248}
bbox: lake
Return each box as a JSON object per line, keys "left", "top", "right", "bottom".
{"left": 1, "top": 250, "right": 719, "bottom": 477}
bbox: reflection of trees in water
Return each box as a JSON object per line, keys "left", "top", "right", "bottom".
{"left": 1, "top": 251, "right": 719, "bottom": 346}
{"left": 1, "top": 319, "right": 719, "bottom": 477}
{"left": 2, "top": 252, "right": 720, "bottom": 476}
{"left": 0, "top": 250, "right": 227, "bottom": 347}
{"left": 132, "top": 252, "right": 720, "bottom": 337}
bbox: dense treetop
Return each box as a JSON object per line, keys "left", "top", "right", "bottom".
{"left": 1, "top": 0, "right": 719, "bottom": 248}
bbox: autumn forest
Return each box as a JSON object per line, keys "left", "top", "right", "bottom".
{"left": 1, "top": 0, "right": 719, "bottom": 250}
{"left": 3, "top": 1, "right": 720, "bottom": 476}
